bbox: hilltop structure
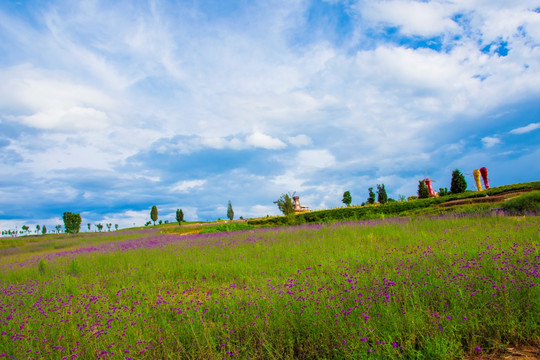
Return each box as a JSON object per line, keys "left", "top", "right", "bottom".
{"left": 293, "top": 196, "right": 309, "bottom": 212}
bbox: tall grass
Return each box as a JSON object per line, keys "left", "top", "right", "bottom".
{"left": 0, "top": 215, "right": 538, "bottom": 359}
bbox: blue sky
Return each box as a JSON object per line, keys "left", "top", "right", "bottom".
{"left": 1, "top": 0, "right": 539, "bottom": 231}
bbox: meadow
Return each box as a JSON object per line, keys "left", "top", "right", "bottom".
{"left": 0, "top": 214, "right": 538, "bottom": 359}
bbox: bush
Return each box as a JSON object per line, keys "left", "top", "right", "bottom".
{"left": 501, "top": 191, "right": 540, "bottom": 214}
{"left": 199, "top": 223, "right": 254, "bottom": 234}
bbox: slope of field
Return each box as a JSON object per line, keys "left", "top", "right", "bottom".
{"left": 248, "top": 181, "right": 540, "bottom": 226}
{"left": 1, "top": 214, "right": 538, "bottom": 359}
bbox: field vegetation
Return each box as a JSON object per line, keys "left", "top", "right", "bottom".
{"left": 1, "top": 212, "right": 538, "bottom": 359}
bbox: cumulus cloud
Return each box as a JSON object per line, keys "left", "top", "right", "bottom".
{"left": 245, "top": 132, "right": 287, "bottom": 150}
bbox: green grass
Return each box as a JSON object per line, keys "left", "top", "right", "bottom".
{"left": 0, "top": 214, "right": 538, "bottom": 359}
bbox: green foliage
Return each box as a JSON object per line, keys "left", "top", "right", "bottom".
{"left": 418, "top": 180, "right": 429, "bottom": 199}
{"left": 342, "top": 191, "right": 352, "bottom": 206}
{"left": 67, "top": 259, "right": 81, "bottom": 276}
{"left": 176, "top": 209, "right": 184, "bottom": 225}
{"left": 377, "top": 184, "right": 388, "bottom": 204}
{"left": 274, "top": 193, "right": 294, "bottom": 215}
{"left": 37, "top": 258, "right": 47, "bottom": 275}
{"left": 450, "top": 169, "right": 467, "bottom": 194}
{"left": 42, "top": 225, "right": 47, "bottom": 235}
{"left": 97, "top": 223, "right": 104, "bottom": 232}
{"left": 150, "top": 205, "right": 158, "bottom": 225}
{"left": 199, "top": 222, "right": 253, "bottom": 234}
{"left": 439, "top": 187, "right": 450, "bottom": 196}
{"left": 227, "top": 200, "right": 234, "bottom": 221}
{"left": 62, "top": 212, "right": 82, "bottom": 234}
{"left": 501, "top": 191, "right": 540, "bottom": 214}
{"left": 367, "top": 187, "right": 376, "bottom": 204}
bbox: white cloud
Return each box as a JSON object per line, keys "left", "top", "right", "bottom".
{"left": 361, "top": 0, "right": 459, "bottom": 37}
{"left": 245, "top": 132, "right": 287, "bottom": 150}
{"left": 296, "top": 150, "right": 336, "bottom": 169}
{"left": 170, "top": 179, "right": 207, "bottom": 193}
{"left": 509, "top": 122, "right": 540, "bottom": 134}
{"left": 16, "top": 107, "right": 109, "bottom": 131}
{"left": 287, "top": 134, "right": 312, "bottom": 147}
{"left": 481, "top": 136, "right": 501, "bottom": 148}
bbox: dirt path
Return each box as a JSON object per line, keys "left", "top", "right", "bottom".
{"left": 462, "top": 345, "right": 540, "bottom": 359}
{"left": 437, "top": 188, "right": 539, "bottom": 208}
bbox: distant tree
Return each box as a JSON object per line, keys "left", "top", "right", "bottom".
{"left": 96, "top": 223, "right": 103, "bottom": 232}
{"left": 150, "top": 205, "right": 158, "bottom": 226}
{"left": 22, "top": 225, "right": 29, "bottom": 234}
{"left": 42, "top": 225, "right": 47, "bottom": 235}
{"left": 176, "top": 209, "right": 184, "bottom": 225}
{"left": 36, "top": 225, "right": 41, "bottom": 234}
{"left": 88, "top": 223, "right": 91, "bottom": 232}
{"left": 55, "top": 225, "right": 62, "bottom": 233}
{"left": 398, "top": 194, "right": 406, "bottom": 202}
{"left": 450, "top": 169, "right": 467, "bottom": 194}
{"left": 158, "top": 220, "right": 162, "bottom": 225}
{"left": 342, "top": 191, "right": 352, "bottom": 206}
{"left": 63, "top": 212, "right": 82, "bottom": 234}
{"left": 367, "top": 187, "right": 376, "bottom": 204}
{"left": 377, "top": 184, "right": 388, "bottom": 204}
{"left": 106, "top": 223, "right": 112, "bottom": 231}
{"left": 418, "top": 180, "right": 429, "bottom": 199}
{"left": 274, "top": 193, "right": 294, "bottom": 216}
{"left": 227, "top": 201, "right": 234, "bottom": 221}
{"left": 144, "top": 221, "right": 151, "bottom": 227}
{"left": 115, "top": 224, "right": 118, "bottom": 231}
{"left": 439, "top": 187, "right": 450, "bottom": 196}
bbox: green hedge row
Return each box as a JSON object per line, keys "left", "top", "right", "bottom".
{"left": 248, "top": 181, "right": 540, "bottom": 226}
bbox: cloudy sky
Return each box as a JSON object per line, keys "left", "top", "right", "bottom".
{"left": 1, "top": 0, "right": 539, "bottom": 231}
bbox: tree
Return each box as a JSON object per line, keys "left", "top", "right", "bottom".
{"left": 36, "top": 225, "right": 41, "bottom": 234}
{"left": 418, "top": 180, "right": 429, "bottom": 199}
{"left": 96, "top": 223, "right": 103, "bottom": 232}
{"left": 106, "top": 223, "right": 112, "bottom": 231}
{"left": 367, "top": 187, "right": 376, "bottom": 204}
{"left": 88, "top": 223, "right": 91, "bottom": 232}
{"left": 450, "top": 169, "right": 467, "bottom": 194}
{"left": 176, "top": 209, "right": 184, "bottom": 225}
{"left": 22, "top": 225, "right": 29, "bottom": 234}
{"left": 227, "top": 201, "right": 234, "bottom": 221}
{"left": 55, "top": 225, "right": 62, "bottom": 233}
{"left": 42, "top": 225, "right": 47, "bottom": 235}
{"left": 439, "top": 187, "right": 450, "bottom": 196}
{"left": 377, "top": 184, "right": 388, "bottom": 204}
{"left": 342, "top": 191, "right": 352, "bottom": 206}
{"left": 115, "top": 224, "right": 118, "bottom": 231}
{"left": 150, "top": 205, "right": 158, "bottom": 226}
{"left": 274, "top": 193, "right": 294, "bottom": 216}
{"left": 63, "top": 212, "right": 82, "bottom": 234}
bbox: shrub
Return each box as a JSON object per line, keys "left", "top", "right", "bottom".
{"left": 199, "top": 223, "right": 254, "bottom": 234}
{"left": 501, "top": 191, "right": 540, "bottom": 214}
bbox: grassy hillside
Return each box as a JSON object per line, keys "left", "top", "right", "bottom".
{"left": 249, "top": 181, "right": 540, "bottom": 226}
{"left": 1, "top": 214, "right": 538, "bottom": 359}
